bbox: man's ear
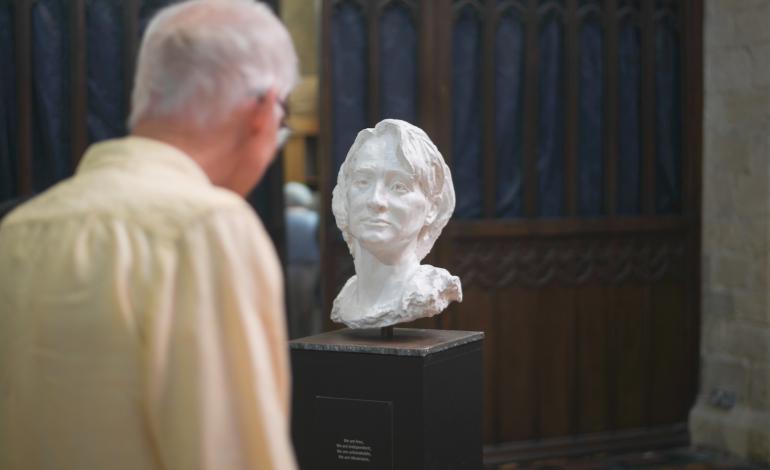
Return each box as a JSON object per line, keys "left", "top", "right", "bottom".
{"left": 248, "top": 88, "right": 277, "bottom": 134}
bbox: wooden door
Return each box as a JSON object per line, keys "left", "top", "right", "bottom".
{"left": 320, "top": 0, "right": 702, "bottom": 461}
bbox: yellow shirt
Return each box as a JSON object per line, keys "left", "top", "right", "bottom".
{"left": 0, "top": 137, "right": 297, "bottom": 470}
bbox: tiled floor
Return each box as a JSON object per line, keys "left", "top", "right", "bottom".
{"left": 495, "top": 447, "right": 769, "bottom": 470}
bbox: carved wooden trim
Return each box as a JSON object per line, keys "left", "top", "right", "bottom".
{"left": 617, "top": 0, "right": 640, "bottom": 22}
{"left": 497, "top": 0, "right": 527, "bottom": 16}
{"left": 377, "top": 0, "right": 418, "bottom": 12}
{"left": 537, "top": 0, "right": 566, "bottom": 19}
{"left": 577, "top": 0, "right": 601, "bottom": 21}
{"left": 454, "top": 233, "right": 686, "bottom": 288}
{"left": 331, "top": 0, "right": 367, "bottom": 9}
{"left": 453, "top": 0, "right": 484, "bottom": 16}
{"left": 654, "top": 0, "right": 677, "bottom": 26}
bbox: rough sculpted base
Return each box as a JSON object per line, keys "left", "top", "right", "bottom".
{"left": 331, "top": 265, "right": 462, "bottom": 329}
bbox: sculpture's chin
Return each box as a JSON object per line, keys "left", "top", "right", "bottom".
{"left": 356, "top": 237, "right": 420, "bottom": 265}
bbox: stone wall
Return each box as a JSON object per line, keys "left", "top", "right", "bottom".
{"left": 689, "top": 0, "right": 770, "bottom": 462}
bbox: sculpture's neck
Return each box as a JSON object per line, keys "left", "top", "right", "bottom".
{"left": 353, "top": 247, "right": 420, "bottom": 309}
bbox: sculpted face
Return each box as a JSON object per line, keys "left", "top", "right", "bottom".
{"left": 330, "top": 119, "right": 462, "bottom": 329}
{"left": 346, "top": 135, "right": 431, "bottom": 263}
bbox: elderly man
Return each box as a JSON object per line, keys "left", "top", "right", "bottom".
{"left": 0, "top": 1, "right": 298, "bottom": 469}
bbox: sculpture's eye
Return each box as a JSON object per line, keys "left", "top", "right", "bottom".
{"left": 353, "top": 177, "right": 370, "bottom": 189}
{"left": 391, "top": 181, "right": 409, "bottom": 194}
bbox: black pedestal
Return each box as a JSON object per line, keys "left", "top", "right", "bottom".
{"left": 290, "top": 328, "right": 484, "bottom": 470}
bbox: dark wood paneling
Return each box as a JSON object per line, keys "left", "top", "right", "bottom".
{"left": 681, "top": 0, "right": 703, "bottom": 219}
{"left": 453, "top": 232, "right": 687, "bottom": 291}
{"left": 450, "top": 285, "right": 498, "bottom": 443}
{"left": 575, "top": 284, "right": 609, "bottom": 434}
{"left": 682, "top": 0, "right": 704, "bottom": 416}
{"left": 610, "top": 283, "right": 650, "bottom": 429}
{"left": 498, "top": 287, "right": 538, "bottom": 442}
{"left": 649, "top": 280, "right": 687, "bottom": 426}
{"left": 537, "top": 286, "right": 577, "bottom": 438}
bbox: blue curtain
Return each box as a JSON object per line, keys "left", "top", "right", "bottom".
{"left": 87, "top": 0, "right": 127, "bottom": 142}
{"left": 578, "top": 18, "right": 604, "bottom": 217}
{"left": 494, "top": 11, "right": 524, "bottom": 219}
{"left": 379, "top": 4, "right": 417, "bottom": 124}
{"left": 451, "top": 6, "right": 483, "bottom": 219}
{"left": 0, "top": 3, "right": 17, "bottom": 201}
{"left": 537, "top": 15, "right": 564, "bottom": 217}
{"left": 617, "top": 22, "right": 641, "bottom": 215}
{"left": 31, "top": 0, "right": 71, "bottom": 192}
{"left": 331, "top": 2, "right": 368, "bottom": 176}
{"left": 655, "top": 18, "right": 681, "bottom": 214}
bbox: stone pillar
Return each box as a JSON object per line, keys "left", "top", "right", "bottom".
{"left": 689, "top": 0, "right": 770, "bottom": 462}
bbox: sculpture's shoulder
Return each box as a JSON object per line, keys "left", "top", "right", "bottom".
{"left": 330, "top": 275, "right": 358, "bottom": 323}
{"left": 330, "top": 267, "right": 462, "bottom": 329}
{"left": 402, "top": 265, "right": 463, "bottom": 316}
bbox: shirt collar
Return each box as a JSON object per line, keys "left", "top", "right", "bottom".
{"left": 76, "top": 136, "right": 211, "bottom": 185}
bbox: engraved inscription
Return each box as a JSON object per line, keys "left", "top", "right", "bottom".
{"left": 336, "top": 438, "right": 373, "bottom": 462}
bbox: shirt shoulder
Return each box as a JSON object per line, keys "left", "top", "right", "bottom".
{"left": 3, "top": 156, "right": 252, "bottom": 242}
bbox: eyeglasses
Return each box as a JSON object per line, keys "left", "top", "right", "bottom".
{"left": 276, "top": 98, "right": 291, "bottom": 149}
{"left": 256, "top": 92, "right": 292, "bottom": 149}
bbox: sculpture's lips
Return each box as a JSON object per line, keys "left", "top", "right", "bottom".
{"left": 362, "top": 218, "right": 391, "bottom": 227}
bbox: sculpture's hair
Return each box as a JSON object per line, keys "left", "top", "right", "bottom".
{"left": 128, "top": 0, "right": 298, "bottom": 129}
{"left": 332, "top": 119, "right": 455, "bottom": 261}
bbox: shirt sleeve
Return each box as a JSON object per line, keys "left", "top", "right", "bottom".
{"left": 142, "top": 207, "right": 296, "bottom": 470}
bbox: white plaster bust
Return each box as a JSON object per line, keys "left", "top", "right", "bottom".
{"left": 331, "top": 119, "right": 462, "bottom": 329}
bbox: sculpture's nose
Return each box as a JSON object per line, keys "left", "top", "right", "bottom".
{"left": 367, "top": 182, "right": 387, "bottom": 212}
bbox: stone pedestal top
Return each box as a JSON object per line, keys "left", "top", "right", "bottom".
{"left": 289, "top": 328, "right": 484, "bottom": 357}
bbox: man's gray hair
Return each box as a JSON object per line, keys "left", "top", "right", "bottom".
{"left": 129, "top": 0, "right": 298, "bottom": 129}
{"left": 332, "top": 119, "right": 455, "bottom": 262}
